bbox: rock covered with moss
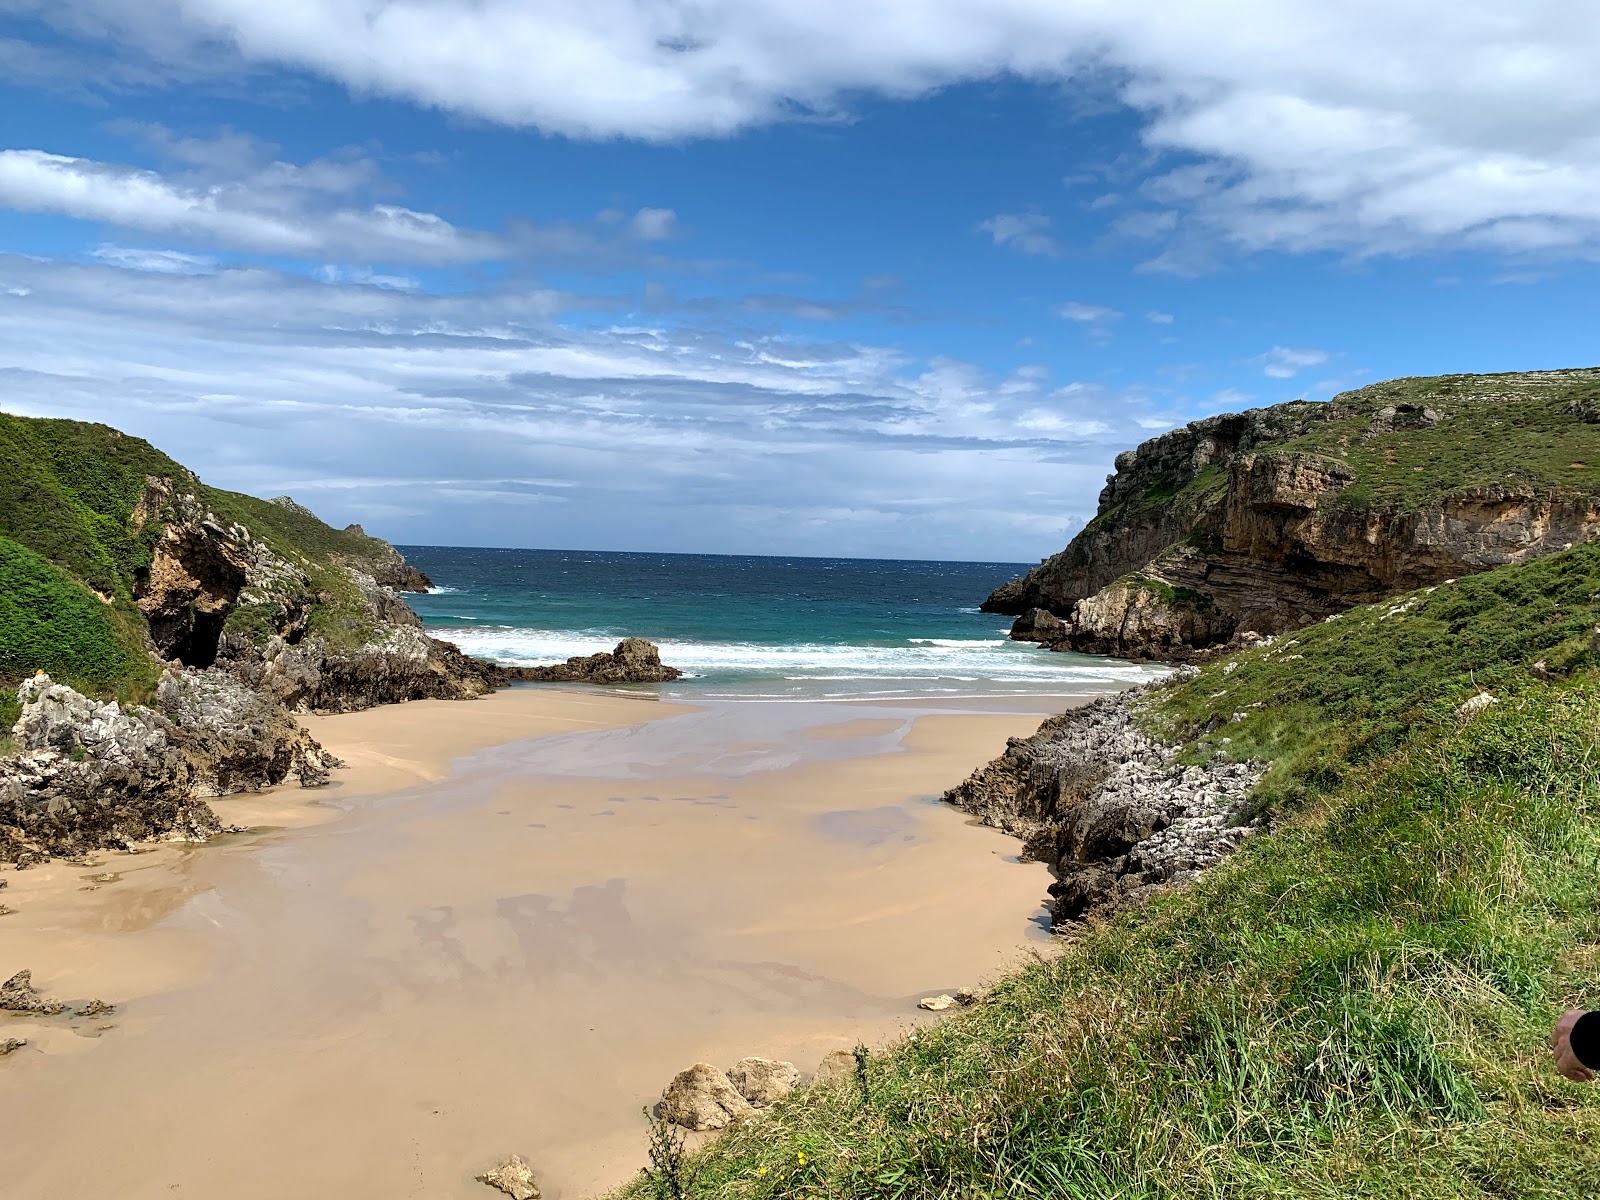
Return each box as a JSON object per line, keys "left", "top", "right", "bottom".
{"left": 984, "top": 369, "right": 1600, "bottom": 660}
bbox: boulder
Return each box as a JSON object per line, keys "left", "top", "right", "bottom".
{"left": 727, "top": 1057, "right": 800, "bottom": 1107}
{"left": 474, "top": 1154, "right": 539, "bottom": 1200}
{"left": 917, "top": 994, "right": 958, "bottom": 1012}
{"left": 1009, "top": 608, "right": 1068, "bottom": 644}
{"left": 1457, "top": 691, "right": 1498, "bottom": 719}
{"left": 0, "top": 969, "right": 65, "bottom": 1015}
{"left": 659, "top": 1062, "right": 755, "bottom": 1130}
{"left": 512, "top": 639, "right": 683, "bottom": 685}
{"left": 1, "top": 1038, "right": 25, "bottom": 1056}
{"left": 811, "top": 1049, "right": 858, "bottom": 1086}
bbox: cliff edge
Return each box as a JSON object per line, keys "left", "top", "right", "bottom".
{"left": 983, "top": 367, "right": 1600, "bottom": 659}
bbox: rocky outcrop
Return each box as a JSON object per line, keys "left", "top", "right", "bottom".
{"left": 659, "top": 1062, "right": 756, "bottom": 1130}
{"left": 985, "top": 370, "right": 1600, "bottom": 660}
{"left": 1, "top": 672, "right": 339, "bottom": 863}
{"left": 474, "top": 1155, "right": 540, "bottom": 1200}
{"left": 945, "top": 685, "right": 1262, "bottom": 924}
{"left": 514, "top": 638, "right": 682, "bottom": 685}
{"left": 0, "top": 970, "right": 65, "bottom": 1015}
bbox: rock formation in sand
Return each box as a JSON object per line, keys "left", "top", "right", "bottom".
{"left": 728, "top": 1056, "right": 801, "bottom": 1107}
{"left": 474, "top": 1154, "right": 540, "bottom": 1199}
{"left": 659, "top": 1062, "right": 756, "bottom": 1130}
{"left": 983, "top": 369, "right": 1600, "bottom": 660}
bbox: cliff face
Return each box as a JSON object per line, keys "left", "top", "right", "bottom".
{"left": 985, "top": 369, "right": 1600, "bottom": 660}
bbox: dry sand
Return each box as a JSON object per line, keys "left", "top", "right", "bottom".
{"left": 0, "top": 685, "right": 1078, "bottom": 1199}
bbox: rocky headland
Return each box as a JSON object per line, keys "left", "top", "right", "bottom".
{"left": 0, "top": 412, "right": 678, "bottom": 864}
{"left": 984, "top": 368, "right": 1600, "bottom": 660}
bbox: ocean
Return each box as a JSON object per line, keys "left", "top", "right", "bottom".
{"left": 399, "top": 546, "right": 1164, "bottom": 702}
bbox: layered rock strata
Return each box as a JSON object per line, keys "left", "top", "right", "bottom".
{"left": 944, "top": 684, "right": 1262, "bottom": 924}
{"left": 984, "top": 371, "right": 1600, "bottom": 660}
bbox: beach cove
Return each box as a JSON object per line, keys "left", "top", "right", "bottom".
{"left": 0, "top": 683, "right": 1083, "bottom": 1198}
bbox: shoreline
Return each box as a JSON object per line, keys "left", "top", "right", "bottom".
{"left": 0, "top": 684, "right": 1095, "bottom": 1199}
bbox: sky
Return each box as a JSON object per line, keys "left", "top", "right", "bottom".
{"left": 1, "top": 3, "right": 1598, "bottom": 561}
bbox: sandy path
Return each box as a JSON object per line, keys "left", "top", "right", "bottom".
{"left": 0, "top": 686, "right": 1073, "bottom": 1199}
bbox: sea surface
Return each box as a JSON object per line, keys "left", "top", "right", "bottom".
{"left": 399, "top": 546, "right": 1164, "bottom": 702}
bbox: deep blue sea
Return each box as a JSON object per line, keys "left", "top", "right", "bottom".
{"left": 398, "top": 547, "right": 1164, "bottom": 702}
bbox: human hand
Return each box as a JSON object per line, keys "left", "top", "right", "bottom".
{"left": 1552, "top": 1009, "right": 1595, "bottom": 1082}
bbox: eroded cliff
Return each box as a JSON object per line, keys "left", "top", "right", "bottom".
{"left": 984, "top": 368, "right": 1600, "bottom": 659}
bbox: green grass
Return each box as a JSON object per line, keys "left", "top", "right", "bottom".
{"left": 615, "top": 543, "right": 1600, "bottom": 1200}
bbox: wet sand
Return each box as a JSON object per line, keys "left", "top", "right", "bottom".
{"left": 0, "top": 686, "right": 1078, "bottom": 1199}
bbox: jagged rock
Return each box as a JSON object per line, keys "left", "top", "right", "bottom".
{"left": 474, "top": 1154, "right": 539, "bottom": 1200}
{"left": 1457, "top": 691, "right": 1498, "bottom": 718}
{"left": 981, "top": 373, "right": 1600, "bottom": 659}
{"left": 811, "top": 1049, "right": 858, "bottom": 1086}
{"left": 514, "top": 639, "right": 683, "bottom": 685}
{"left": 659, "top": 1062, "right": 755, "bottom": 1130}
{"left": 156, "top": 669, "right": 342, "bottom": 792}
{"left": 945, "top": 683, "right": 1262, "bottom": 926}
{"left": 953, "top": 987, "right": 979, "bottom": 1006}
{"left": 78, "top": 999, "right": 115, "bottom": 1018}
{"left": 1009, "top": 608, "right": 1069, "bottom": 644}
{"left": 917, "top": 994, "right": 958, "bottom": 1011}
{"left": 0, "top": 970, "right": 65, "bottom": 1015}
{"left": 1, "top": 1038, "right": 25, "bottom": 1056}
{"left": 728, "top": 1057, "right": 800, "bottom": 1107}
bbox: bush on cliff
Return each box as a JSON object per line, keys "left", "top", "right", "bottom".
{"left": 617, "top": 544, "right": 1600, "bottom": 1199}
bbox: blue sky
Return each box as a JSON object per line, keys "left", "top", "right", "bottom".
{"left": 1, "top": 2, "right": 1598, "bottom": 561}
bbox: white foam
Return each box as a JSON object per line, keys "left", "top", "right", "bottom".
{"left": 425, "top": 585, "right": 461, "bottom": 594}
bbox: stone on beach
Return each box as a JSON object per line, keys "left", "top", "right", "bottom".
{"left": 660, "top": 1062, "right": 756, "bottom": 1130}
{"left": 917, "top": 994, "right": 959, "bottom": 1011}
{"left": 0, "top": 1038, "right": 25, "bottom": 1056}
{"left": 474, "top": 1154, "right": 540, "bottom": 1200}
{"left": 0, "top": 969, "right": 65, "bottom": 1015}
{"left": 811, "top": 1049, "right": 858, "bottom": 1086}
{"left": 512, "top": 638, "right": 683, "bottom": 684}
{"left": 728, "top": 1056, "right": 800, "bottom": 1107}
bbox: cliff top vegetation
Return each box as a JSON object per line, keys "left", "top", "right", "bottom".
{"left": 0, "top": 410, "right": 412, "bottom": 701}
{"left": 618, "top": 539, "right": 1600, "bottom": 1199}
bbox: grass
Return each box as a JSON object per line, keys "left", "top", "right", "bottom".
{"left": 611, "top": 541, "right": 1600, "bottom": 1200}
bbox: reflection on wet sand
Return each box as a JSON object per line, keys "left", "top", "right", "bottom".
{"left": 0, "top": 687, "right": 1075, "bottom": 1200}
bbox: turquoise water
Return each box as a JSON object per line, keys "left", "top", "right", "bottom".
{"left": 399, "top": 547, "right": 1164, "bottom": 702}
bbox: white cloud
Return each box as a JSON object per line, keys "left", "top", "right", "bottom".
{"left": 629, "top": 207, "right": 678, "bottom": 241}
{"left": 1146, "top": 310, "right": 1173, "bottom": 324}
{"left": 1258, "top": 345, "right": 1329, "bottom": 378}
{"left": 0, "top": 145, "right": 502, "bottom": 264}
{"left": 977, "top": 212, "right": 1059, "bottom": 257}
{"left": 0, "top": 251, "right": 1179, "bottom": 559}
{"left": 1057, "top": 301, "right": 1122, "bottom": 323}
{"left": 14, "top": 3, "right": 1600, "bottom": 259}
{"left": 91, "top": 244, "right": 215, "bottom": 274}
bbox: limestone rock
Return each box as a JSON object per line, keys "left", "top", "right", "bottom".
{"left": 513, "top": 639, "right": 683, "bottom": 685}
{"left": 728, "top": 1057, "right": 800, "bottom": 1107}
{"left": 0, "top": 970, "right": 65, "bottom": 1015}
{"left": 1457, "top": 691, "right": 1498, "bottom": 719}
{"left": 474, "top": 1154, "right": 539, "bottom": 1200}
{"left": 980, "top": 373, "right": 1600, "bottom": 660}
{"left": 660, "top": 1062, "right": 755, "bottom": 1130}
{"left": 0, "top": 1038, "right": 25, "bottom": 1056}
{"left": 811, "top": 1049, "right": 858, "bottom": 1086}
{"left": 917, "top": 994, "right": 958, "bottom": 1012}
{"left": 944, "top": 685, "right": 1263, "bottom": 926}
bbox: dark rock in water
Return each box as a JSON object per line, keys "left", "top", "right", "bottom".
{"left": 1009, "top": 607, "right": 1068, "bottom": 644}
{"left": 0, "top": 969, "right": 66, "bottom": 1015}
{"left": 945, "top": 681, "right": 1263, "bottom": 926}
{"left": 513, "top": 638, "right": 683, "bottom": 684}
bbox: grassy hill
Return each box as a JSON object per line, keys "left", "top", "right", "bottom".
{"left": 0, "top": 411, "right": 411, "bottom": 723}
{"left": 620, "top": 541, "right": 1600, "bottom": 1199}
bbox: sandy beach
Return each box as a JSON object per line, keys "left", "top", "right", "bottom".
{"left": 0, "top": 685, "right": 1075, "bottom": 1199}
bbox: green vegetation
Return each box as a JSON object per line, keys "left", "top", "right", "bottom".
{"left": 615, "top": 541, "right": 1600, "bottom": 1199}
{"left": 0, "top": 410, "right": 406, "bottom": 697}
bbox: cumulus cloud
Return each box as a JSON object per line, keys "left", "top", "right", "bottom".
{"left": 977, "top": 212, "right": 1059, "bottom": 257}
{"left": 0, "top": 251, "right": 1183, "bottom": 558}
{"left": 1057, "top": 301, "right": 1122, "bottom": 323}
{"left": 11, "top": 2, "right": 1600, "bottom": 260}
{"left": 1258, "top": 346, "right": 1329, "bottom": 378}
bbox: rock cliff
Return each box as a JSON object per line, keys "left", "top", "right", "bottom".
{"left": 985, "top": 369, "right": 1600, "bottom": 660}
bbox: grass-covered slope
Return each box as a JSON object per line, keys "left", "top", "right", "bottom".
{"left": 622, "top": 543, "right": 1600, "bottom": 1199}
{"left": 0, "top": 410, "right": 410, "bottom": 699}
